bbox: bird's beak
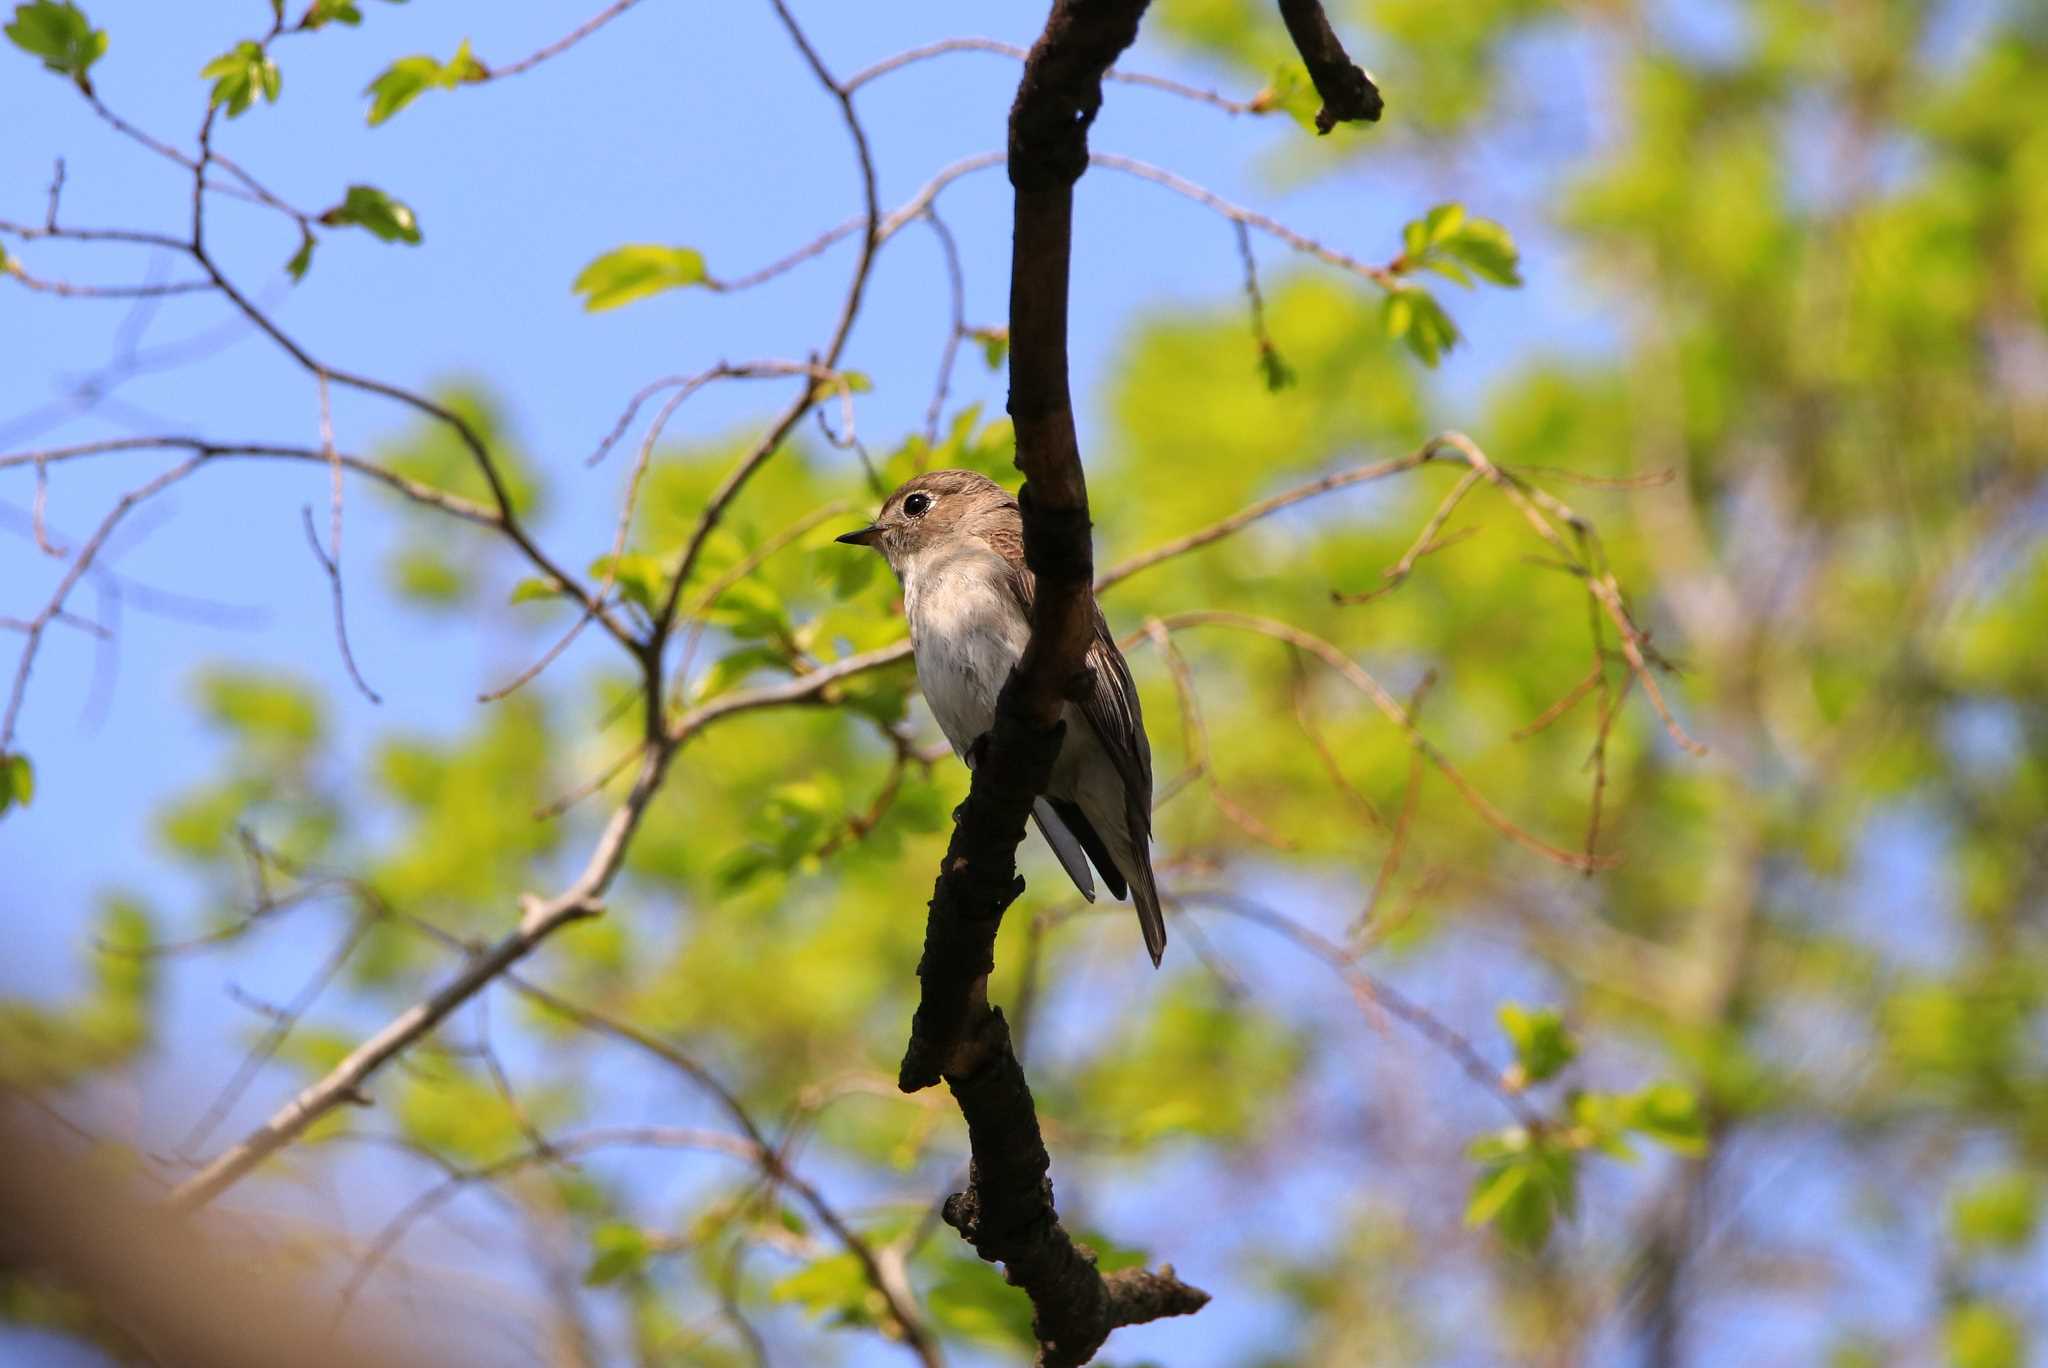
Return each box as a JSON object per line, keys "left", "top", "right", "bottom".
{"left": 834, "top": 524, "right": 882, "bottom": 547}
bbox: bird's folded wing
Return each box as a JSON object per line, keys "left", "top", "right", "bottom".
{"left": 996, "top": 559, "right": 1156, "bottom": 836}
{"left": 1032, "top": 798, "right": 1097, "bottom": 902}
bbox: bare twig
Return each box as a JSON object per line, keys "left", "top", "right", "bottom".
{"left": 1179, "top": 892, "right": 1538, "bottom": 1125}
{"left": 1151, "top": 610, "right": 1616, "bottom": 872}
{"left": 484, "top": 0, "right": 647, "bottom": 80}
{"left": 845, "top": 35, "right": 1260, "bottom": 115}
{"left": 1332, "top": 466, "right": 1483, "bottom": 604}
{"left": 922, "top": 208, "right": 969, "bottom": 447}
{"left": 1093, "top": 152, "right": 1402, "bottom": 291}
{"left": 299, "top": 506, "right": 380, "bottom": 705}
{"left": 1142, "top": 618, "right": 1296, "bottom": 849}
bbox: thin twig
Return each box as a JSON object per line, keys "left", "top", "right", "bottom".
{"left": 1152, "top": 611, "right": 1617, "bottom": 872}
{"left": 485, "top": 0, "right": 647, "bottom": 80}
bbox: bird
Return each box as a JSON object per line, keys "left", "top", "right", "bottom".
{"left": 836, "top": 469, "right": 1166, "bottom": 965}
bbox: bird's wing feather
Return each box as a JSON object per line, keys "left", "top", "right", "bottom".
{"left": 1031, "top": 799, "right": 1096, "bottom": 902}
{"left": 1079, "top": 601, "right": 1154, "bottom": 835}
{"left": 994, "top": 555, "right": 1155, "bottom": 829}
{"left": 1047, "top": 795, "right": 1128, "bottom": 900}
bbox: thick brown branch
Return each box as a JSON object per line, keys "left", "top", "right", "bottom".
{"left": 897, "top": 4, "right": 1208, "bottom": 1363}
{"left": 943, "top": 1011, "right": 1208, "bottom": 1368}
{"left": 1275, "top": 0, "right": 1384, "bottom": 133}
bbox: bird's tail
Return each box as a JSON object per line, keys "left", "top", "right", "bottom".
{"left": 1127, "top": 834, "right": 1166, "bottom": 968}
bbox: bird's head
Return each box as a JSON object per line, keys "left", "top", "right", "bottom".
{"left": 834, "top": 469, "right": 1018, "bottom": 576}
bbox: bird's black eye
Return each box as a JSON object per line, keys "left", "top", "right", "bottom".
{"left": 903, "top": 492, "right": 933, "bottom": 518}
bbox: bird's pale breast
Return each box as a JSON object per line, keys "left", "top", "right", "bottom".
{"left": 901, "top": 542, "right": 1030, "bottom": 758}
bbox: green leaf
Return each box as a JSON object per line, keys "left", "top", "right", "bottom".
{"left": 1418, "top": 255, "right": 1475, "bottom": 287}
{"left": 1465, "top": 1135, "right": 1576, "bottom": 1253}
{"left": 1464, "top": 1157, "right": 1530, "bottom": 1226}
{"left": 285, "top": 229, "right": 314, "bottom": 282}
{"left": 703, "top": 576, "right": 787, "bottom": 642}
{"left": 589, "top": 553, "right": 667, "bottom": 615}
{"left": 582, "top": 1224, "right": 651, "bottom": 1286}
{"left": 770, "top": 1252, "right": 876, "bottom": 1326}
{"left": 1255, "top": 61, "right": 1321, "bottom": 132}
{"left": 1949, "top": 1171, "right": 2038, "bottom": 1252}
{"left": 1383, "top": 290, "right": 1413, "bottom": 340}
{"left": 926, "top": 1253, "right": 1037, "bottom": 1351}
{"left": 1566, "top": 1091, "right": 1640, "bottom": 1161}
{"left": 364, "top": 55, "right": 434, "bottom": 125}
{"left": 690, "top": 645, "right": 789, "bottom": 703}
{"left": 0, "top": 752, "right": 32, "bottom": 815}
{"left": 1441, "top": 217, "right": 1523, "bottom": 286}
{"left": 508, "top": 576, "right": 566, "bottom": 605}
{"left": 319, "top": 184, "right": 422, "bottom": 245}
{"left": 820, "top": 542, "right": 877, "bottom": 599}
{"left": 1945, "top": 1301, "right": 2023, "bottom": 1368}
{"left": 1497, "top": 1002, "right": 1576, "bottom": 1085}
{"left": 1424, "top": 202, "right": 1467, "bottom": 245}
{"left": 201, "top": 41, "right": 281, "bottom": 118}
{"left": 973, "top": 326, "right": 1009, "bottom": 371}
{"left": 365, "top": 39, "right": 485, "bottom": 125}
{"left": 1385, "top": 288, "right": 1458, "bottom": 367}
{"left": 387, "top": 545, "right": 470, "bottom": 605}
{"left": 300, "top": 0, "right": 363, "bottom": 29}
{"left": 572, "top": 244, "right": 711, "bottom": 312}
{"left": 1623, "top": 1081, "right": 1708, "bottom": 1155}
{"left": 5, "top": 1, "right": 105, "bottom": 87}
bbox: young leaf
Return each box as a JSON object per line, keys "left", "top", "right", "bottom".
{"left": 581, "top": 1224, "right": 650, "bottom": 1287}
{"left": 1949, "top": 1172, "right": 2039, "bottom": 1252}
{"left": 974, "top": 326, "right": 1010, "bottom": 371}
{"left": 1466, "top": 1139, "right": 1577, "bottom": 1252}
{"left": 1383, "top": 290, "right": 1415, "bottom": 341}
{"left": 703, "top": 577, "right": 788, "bottom": 643}
{"left": 508, "top": 577, "right": 566, "bottom": 605}
{"left": 300, "top": 0, "right": 363, "bottom": 29}
{"left": 770, "top": 1253, "right": 875, "bottom": 1326}
{"left": 201, "top": 40, "right": 281, "bottom": 118}
{"left": 0, "top": 751, "right": 33, "bottom": 814}
{"left": 285, "top": 229, "right": 315, "bottom": 282}
{"left": 364, "top": 39, "right": 485, "bottom": 126}
{"left": 1385, "top": 287, "right": 1459, "bottom": 367}
{"left": 1945, "top": 1301, "right": 2023, "bottom": 1368}
{"left": 690, "top": 645, "right": 788, "bottom": 703}
{"left": 1442, "top": 218, "right": 1523, "bottom": 286}
{"left": 5, "top": 0, "right": 106, "bottom": 88}
{"left": 572, "top": 244, "right": 711, "bottom": 312}
{"left": 319, "top": 184, "right": 422, "bottom": 244}
{"left": 820, "top": 543, "right": 877, "bottom": 599}
{"left": 588, "top": 553, "right": 666, "bottom": 615}
{"left": 364, "top": 54, "right": 434, "bottom": 125}
{"left": 1497, "top": 1002, "right": 1577, "bottom": 1086}
{"left": 1424, "top": 202, "right": 1467, "bottom": 244}
{"left": 1624, "top": 1081, "right": 1707, "bottom": 1154}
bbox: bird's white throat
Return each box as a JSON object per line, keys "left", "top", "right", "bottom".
{"left": 899, "top": 540, "right": 1029, "bottom": 758}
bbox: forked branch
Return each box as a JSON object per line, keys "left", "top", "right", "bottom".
{"left": 894, "top": 3, "right": 1211, "bottom": 1363}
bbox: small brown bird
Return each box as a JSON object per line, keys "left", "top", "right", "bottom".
{"left": 837, "top": 470, "right": 1166, "bottom": 965}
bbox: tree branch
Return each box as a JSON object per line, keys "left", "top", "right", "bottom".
{"left": 1274, "top": 0, "right": 1383, "bottom": 133}
{"left": 895, "top": 4, "right": 1208, "bottom": 1362}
